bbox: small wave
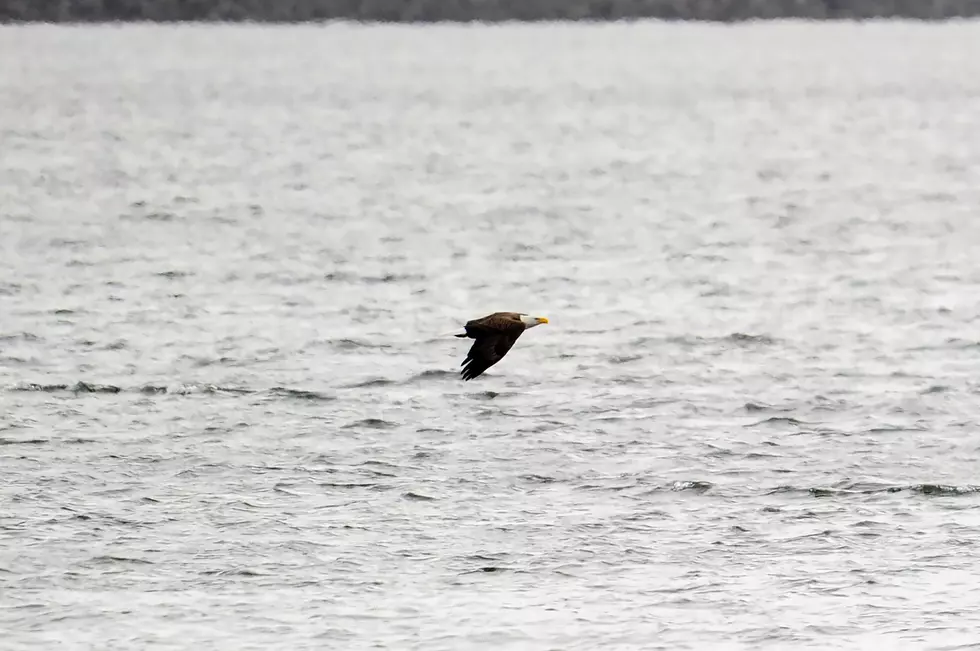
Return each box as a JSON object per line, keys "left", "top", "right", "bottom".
{"left": 577, "top": 481, "right": 637, "bottom": 492}
{"left": 7, "top": 382, "right": 339, "bottom": 398}
{"left": 911, "top": 484, "right": 980, "bottom": 496}
{"left": 627, "top": 480, "right": 715, "bottom": 496}
{"left": 404, "top": 369, "right": 455, "bottom": 383}
{"left": 50, "top": 238, "right": 86, "bottom": 248}
{"left": 267, "top": 387, "right": 334, "bottom": 402}
{"left": 628, "top": 397, "right": 679, "bottom": 409}
{"left": 8, "top": 382, "right": 326, "bottom": 399}
{"left": 0, "top": 333, "right": 41, "bottom": 343}
{"left": 10, "top": 383, "right": 69, "bottom": 392}
{"left": 906, "top": 338, "right": 980, "bottom": 352}
{"left": 610, "top": 376, "right": 645, "bottom": 387}
{"left": 273, "top": 483, "right": 301, "bottom": 496}
{"left": 745, "top": 451, "right": 781, "bottom": 459}
{"left": 91, "top": 555, "right": 154, "bottom": 565}
{"left": 668, "top": 480, "right": 713, "bottom": 493}
{"left": 121, "top": 207, "right": 177, "bottom": 221}
{"left": 520, "top": 474, "right": 558, "bottom": 484}
{"left": 325, "top": 272, "right": 425, "bottom": 284}
{"left": 811, "top": 395, "right": 849, "bottom": 411}
{"left": 201, "top": 568, "right": 264, "bottom": 577}
{"left": 461, "top": 554, "right": 507, "bottom": 563}
{"left": 11, "top": 381, "right": 121, "bottom": 394}
{"left": 403, "top": 492, "right": 436, "bottom": 501}
{"left": 461, "top": 566, "right": 510, "bottom": 575}
{"left": 359, "top": 467, "right": 397, "bottom": 478}
{"left": 608, "top": 354, "right": 642, "bottom": 364}
{"left": 921, "top": 191, "right": 958, "bottom": 203}
{"left": 359, "top": 460, "right": 401, "bottom": 468}
{"left": 745, "top": 416, "right": 805, "bottom": 427}
{"left": 630, "top": 333, "right": 776, "bottom": 349}
{"left": 156, "top": 270, "right": 191, "bottom": 279}
{"left": 0, "top": 438, "right": 48, "bottom": 446}
{"left": 171, "top": 384, "right": 253, "bottom": 396}
{"left": 865, "top": 425, "right": 927, "bottom": 433}
{"left": 342, "top": 378, "right": 395, "bottom": 389}
{"left": 766, "top": 482, "right": 980, "bottom": 497}
{"left": 629, "top": 335, "right": 699, "bottom": 349}
{"left": 726, "top": 332, "right": 776, "bottom": 345}
{"left": 342, "top": 418, "right": 397, "bottom": 429}
{"left": 361, "top": 273, "right": 426, "bottom": 284}
{"left": 332, "top": 338, "right": 391, "bottom": 351}
{"left": 183, "top": 355, "right": 236, "bottom": 368}
{"left": 766, "top": 484, "right": 888, "bottom": 497}
{"left": 744, "top": 401, "right": 793, "bottom": 413}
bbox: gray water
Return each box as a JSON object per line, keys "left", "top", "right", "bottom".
{"left": 2, "top": 20, "right": 980, "bottom": 650}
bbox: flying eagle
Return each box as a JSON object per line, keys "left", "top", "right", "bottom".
{"left": 454, "top": 312, "right": 549, "bottom": 381}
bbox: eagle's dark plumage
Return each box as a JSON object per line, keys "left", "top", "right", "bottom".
{"left": 454, "top": 312, "right": 548, "bottom": 381}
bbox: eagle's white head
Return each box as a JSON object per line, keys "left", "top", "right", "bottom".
{"left": 519, "top": 314, "right": 549, "bottom": 328}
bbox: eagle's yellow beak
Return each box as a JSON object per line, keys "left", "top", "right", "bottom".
{"left": 538, "top": 317, "right": 549, "bottom": 324}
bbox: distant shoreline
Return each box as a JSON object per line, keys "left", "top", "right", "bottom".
{"left": 3, "top": 1, "right": 980, "bottom": 24}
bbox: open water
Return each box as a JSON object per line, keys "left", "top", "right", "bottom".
{"left": 2, "top": 20, "right": 980, "bottom": 650}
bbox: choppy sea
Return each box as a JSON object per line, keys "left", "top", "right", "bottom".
{"left": 3, "top": 20, "right": 980, "bottom": 650}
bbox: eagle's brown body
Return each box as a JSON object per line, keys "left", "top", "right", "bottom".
{"left": 455, "top": 312, "right": 547, "bottom": 381}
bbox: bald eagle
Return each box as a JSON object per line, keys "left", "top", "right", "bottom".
{"left": 454, "top": 312, "right": 549, "bottom": 381}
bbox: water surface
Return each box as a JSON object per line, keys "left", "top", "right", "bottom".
{"left": 2, "top": 20, "right": 980, "bottom": 650}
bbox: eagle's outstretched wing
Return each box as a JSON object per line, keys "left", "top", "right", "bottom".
{"left": 461, "top": 330, "right": 523, "bottom": 381}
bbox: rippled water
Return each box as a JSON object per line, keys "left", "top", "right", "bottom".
{"left": 3, "top": 20, "right": 980, "bottom": 650}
